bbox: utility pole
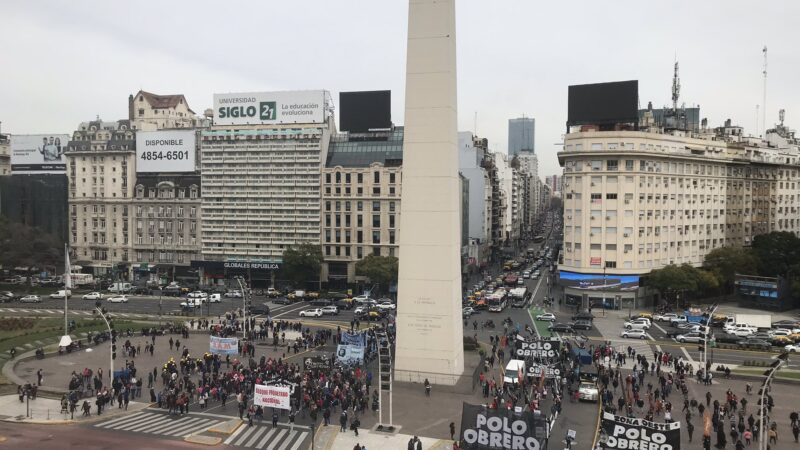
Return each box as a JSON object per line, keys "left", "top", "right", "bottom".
{"left": 95, "top": 301, "right": 115, "bottom": 384}
{"left": 762, "top": 46, "right": 768, "bottom": 137}
{"left": 759, "top": 352, "right": 787, "bottom": 450}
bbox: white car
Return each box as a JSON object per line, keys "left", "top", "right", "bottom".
{"left": 107, "top": 295, "right": 128, "bottom": 303}
{"left": 20, "top": 295, "right": 41, "bottom": 303}
{"left": 654, "top": 313, "right": 678, "bottom": 322}
{"left": 354, "top": 306, "right": 367, "bottom": 316}
{"left": 320, "top": 306, "right": 339, "bottom": 315}
{"left": 50, "top": 290, "right": 72, "bottom": 299}
{"left": 299, "top": 308, "right": 323, "bottom": 318}
{"left": 180, "top": 299, "right": 202, "bottom": 309}
{"left": 621, "top": 328, "right": 648, "bottom": 339}
{"left": 187, "top": 291, "right": 208, "bottom": 299}
{"left": 770, "top": 329, "right": 792, "bottom": 337}
{"left": 675, "top": 332, "right": 705, "bottom": 344}
{"left": 578, "top": 382, "right": 599, "bottom": 402}
{"left": 624, "top": 320, "right": 650, "bottom": 330}
{"left": 785, "top": 344, "right": 800, "bottom": 353}
{"left": 82, "top": 292, "right": 103, "bottom": 300}
{"left": 376, "top": 301, "right": 396, "bottom": 311}
{"left": 732, "top": 328, "right": 755, "bottom": 337}
{"left": 224, "top": 290, "right": 243, "bottom": 298}
{"left": 208, "top": 294, "right": 222, "bottom": 303}
{"left": 536, "top": 313, "right": 556, "bottom": 322}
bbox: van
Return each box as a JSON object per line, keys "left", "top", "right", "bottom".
{"left": 503, "top": 359, "right": 526, "bottom": 385}
{"left": 50, "top": 290, "right": 72, "bottom": 299}
{"left": 108, "top": 282, "right": 132, "bottom": 293}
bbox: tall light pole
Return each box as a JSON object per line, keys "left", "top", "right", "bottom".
{"left": 235, "top": 276, "right": 247, "bottom": 340}
{"left": 701, "top": 303, "right": 718, "bottom": 378}
{"left": 95, "top": 301, "right": 114, "bottom": 384}
{"left": 759, "top": 354, "right": 787, "bottom": 450}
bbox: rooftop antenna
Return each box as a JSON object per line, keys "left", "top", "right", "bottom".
{"left": 779, "top": 109, "right": 785, "bottom": 127}
{"left": 762, "top": 46, "right": 768, "bottom": 136}
{"left": 672, "top": 58, "right": 680, "bottom": 114}
{"left": 474, "top": 111, "right": 477, "bottom": 135}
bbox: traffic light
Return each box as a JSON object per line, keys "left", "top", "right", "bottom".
{"left": 111, "top": 334, "right": 117, "bottom": 360}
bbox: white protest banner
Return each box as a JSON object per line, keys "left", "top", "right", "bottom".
{"left": 253, "top": 384, "right": 291, "bottom": 410}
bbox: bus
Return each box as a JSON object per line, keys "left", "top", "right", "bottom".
{"left": 488, "top": 289, "right": 508, "bottom": 312}
{"left": 533, "top": 235, "right": 544, "bottom": 243}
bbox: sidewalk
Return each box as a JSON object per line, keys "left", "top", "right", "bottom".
{"left": 0, "top": 394, "right": 148, "bottom": 424}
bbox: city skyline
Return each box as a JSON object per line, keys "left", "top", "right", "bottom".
{"left": 2, "top": 0, "right": 799, "bottom": 177}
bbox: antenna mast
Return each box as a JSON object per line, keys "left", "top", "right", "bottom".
{"left": 672, "top": 60, "right": 680, "bottom": 114}
{"left": 762, "top": 46, "right": 768, "bottom": 136}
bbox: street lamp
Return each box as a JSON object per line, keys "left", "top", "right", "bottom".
{"left": 759, "top": 354, "right": 788, "bottom": 450}
{"left": 94, "top": 301, "right": 114, "bottom": 384}
{"left": 701, "top": 303, "right": 718, "bottom": 378}
{"left": 235, "top": 276, "right": 248, "bottom": 340}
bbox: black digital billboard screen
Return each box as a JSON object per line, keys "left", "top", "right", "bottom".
{"left": 568, "top": 80, "right": 638, "bottom": 126}
{"left": 339, "top": 90, "right": 391, "bottom": 133}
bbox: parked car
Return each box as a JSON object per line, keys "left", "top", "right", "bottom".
{"left": 620, "top": 328, "right": 648, "bottom": 339}
{"left": 320, "top": 306, "right": 339, "bottom": 316}
{"left": 571, "top": 320, "right": 593, "bottom": 330}
{"left": 82, "top": 292, "right": 103, "bottom": 300}
{"left": 20, "top": 295, "right": 41, "bottom": 303}
{"left": 462, "top": 307, "right": 475, "bottom": 317}
{"left": 299, "top": 309, "right": 323, "bottom": 318}
{"left": 571, "top": 312, "right": 595, "bottom": 321}
{"left": 535, "top": 313, "right": 556, "bottom": 322}
{"left": 107, "top": 295, "right": 129, "bottom": 303}
{"left": 548, "top": 323, "right": 574, "bottom": 333}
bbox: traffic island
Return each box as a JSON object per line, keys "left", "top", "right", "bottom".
{"left": 184, "top": 435, "right": 222, "bottom": 446}
{"left": 207, "top": 418, "right": 242, "bottom": 435}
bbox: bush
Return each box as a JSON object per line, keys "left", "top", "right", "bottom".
{"left": 0, "top": 318, "right": 35, "bottom": 331}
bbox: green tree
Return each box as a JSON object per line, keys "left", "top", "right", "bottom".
{"left": 647, "top": 264, "right": 698, "bottom": 307}
{"left": 0, "top": 217, "right": 63, "bottom": 288}
{"left": 703, "top": 247, "right": 758, "bottom": 292}
{"left": 355, "top": 255, "right": 399, "bottom": 292}
{"left": 751, "top": 231, "right": 800, "bottom": 277}
{"left": 281, "top": 243, "right": 323, "bottom": 287}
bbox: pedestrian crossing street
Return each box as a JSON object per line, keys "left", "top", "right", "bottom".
{"left": 0, "top": 308, "right": 150, "bottom": 318}
{"left": 93, "top": 410, "right": 309, "bottom": 449}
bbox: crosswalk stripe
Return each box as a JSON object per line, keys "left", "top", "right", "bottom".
{"left": 95, "top": 411, "right": 148, "bottom": 428}
{"left": 270, "top": 429, "right": 287, "bottom": 449}
{"left": 5, "top": 309, "right": 16, "bottom": 312}
{"left": 256, "top": 428, "right": 277, "bottom": 449}
{"left": 126, "top": 415, "right": 168, "bottom": 432}
{"left": 276, "top": 430, "right": 296, "bottom": 450}
{"left": 165, "top": 418, "right": 212, "bottom": 436}
{"left": 18, "top": 309, "right": 29, "bottom": 313}
{"left": 289, "top": 431, "right": 308, "bottom": 450}
{"left": 115, "top": 414, "right": 163, "bottom": 431}
{"left": 224, "top": 422, "right": 248, "bottom": 445}
{"left": 233, "top": 425, "right": 260, "bottom": 446}
{"left": 244, "top": 426, "right": 269, "bottom": 447}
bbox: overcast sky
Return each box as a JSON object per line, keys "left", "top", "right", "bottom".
{"left": 3, "top": 0, "right": 799, "bottom": 177}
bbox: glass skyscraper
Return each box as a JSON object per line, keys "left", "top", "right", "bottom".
{"left": 508, "top": 117, "right": 535, "bottom": 156}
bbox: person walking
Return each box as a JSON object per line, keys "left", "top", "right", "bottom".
{"left": 340, "top": 411, "right": 348, "bottom": 432}
{"left": 450, "top": 422, "right": 456, "bottom": 440}
{"left": 687, "top": 421, "right": 694, "bottom": 442}
{"left": 36, "top": 369, "right": 43, "bottom": 386}
{"left": 424, "top": 379, "right": 431, "bottom": 397}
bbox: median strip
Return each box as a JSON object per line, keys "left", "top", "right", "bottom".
{"left": 528, "top": 306, "right": 552, "bottom": 337}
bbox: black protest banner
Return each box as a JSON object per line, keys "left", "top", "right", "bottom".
{"left": 515, "top": 337, "right": 561, "bottom": 358}
{"left": 460, "top": 403, "right": 543, "bottom": 450}
{"left": 526, "top": 364, "right": 563, "bottom": 379}
{"left": 303, "top": 355, "right": 330, "bottom": 371}
{"left": 601, "top": 412, "right": 681, "bottom": 450}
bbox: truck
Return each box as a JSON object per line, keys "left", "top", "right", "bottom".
{"left": 734, "top": 313, "right": 772, "bottom": 330}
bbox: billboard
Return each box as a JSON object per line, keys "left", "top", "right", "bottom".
{"left": 136, "top": 130, "right": 196, "bottom": 173}
{"left": 209, "top": 336, "right": 238, "bottom": 355}
{"left": 339, "top": 90, "right": 391, "bottom": 132}
{"left": 459, "top": 403, "right": 544, "bottom": 450}
{"left": 11, "top": 134, "right": 69, "bottom": 174}
{"left": 567, "top": 80, "right": 638, "bottom": 127}
{"left": 601, "top": 412, "right": 680, "bottom": 450}
{"left": 213, "top": 90, "right": 327, "bottom": 126}
{"left": 559, "top": 271, "right": 639, "bottom": 292}
{"left": 253, "top": 384, "right": 291, "bottom": 410}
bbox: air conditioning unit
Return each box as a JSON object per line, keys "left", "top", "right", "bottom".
{"left": 624, "top": 250, "right": 629, "bottom": 253}
{"left": 591, "top": 216, "right": 595, "bottom": 220}
{"left": 591, "top": 183, "right": 596, "bottom": 186}
{"left": 623, "top": 233, "right": 629, "bottom": 237}
{"left": 624, "top": 200, "right": 630, "bottom": 204}
{"left": 567, "top": 216, "right": 572, "bottom": 219}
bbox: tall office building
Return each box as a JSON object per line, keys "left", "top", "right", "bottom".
{"left": 508, "top": 117, "right": 535, "bottom": 156}
{"left": 197, "top": 90, "right": 334, "bottom": 287}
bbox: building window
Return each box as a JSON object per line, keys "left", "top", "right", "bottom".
{"left": 606, "top": 160, "right": 619, "bottom": 171}
{"left": 325, "top": 173, "right": 331, "bottom": 183}
{"left": 374, "top": 172, "right": 380, "bottom": 183}
{"left": 357, "top": 230, "right": 363, "bottom": 243}
{"left": 357, "top": 201, "right": 363, "bottom": 211}
{"left": 372, "top": 201, "right": 380, "bottom": 212}
{"left": 372, "top": 215, "right": 380, "bottom": 227}
{"left": 345, "top": 215, "right": 351, "bottom": 227}
{"left": 325, "top": 215, "right": 331, "bottom": 227}
{"left": 605, "top": 261, "right": 617, "bottom": 268}
{"left": 357, "top": 247, "right": 363, "bottom": 259}
{"left": 389, "top": 230, "right": 395, "bottom": 244}
{"left": 357, "top": 173, "right": 363, "bottom": 184}
{"left": 325, "top": 230, "right": 331, "bottom": 243}
{"left": 373, "top": 247, "right": 381, "bottom": 256}
{"left": 389, "top": 173, "right": 396, "bottom": 184}
{"left": 325, "top": 201, "right": 331, "bottom": 211}
{"left": 389, "top": 215, "right": 395, "bottom": 228}
{"left": 625, "top": 160, "right": 634, "bottom": 170}
{"left": 389, "top": 201, "right": 396, "bottom": 212}
{"left": 345, "top": 231, "right": 351, "bottom": 243}
{"left": 357, "top": 215, "right": 363, "bottom": 228}
{"left": 606, "top": 193, "right": 617, "bottom": 200}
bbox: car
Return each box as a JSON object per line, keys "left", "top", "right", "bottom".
{"left": 376, "top": 301, "right": 396, "bottom": 311}
{"left": 82, "top": 292, "right": 103, "bottom": 300}
{"left": 511, "top": 298, "right": 528, "bottom": 308}
{"left": 670, "top": 316, "right": 688, "bottom": 326}
{"left": 771, "top": 335, "right": 793, "bottom": 346}
{"left": 571, "top": 320, "right": 593, "bottom": 330}
{"left": 624, "top": 320, "right": 650, "bottom": 330}
{"left": 306, "top": 291, "right": 320, "bottom": 299}
{"left": 770, "top": 329, "right": 792, "bottom": 337}
{"left": 248, "top": 304, "right": 271, "bottom": 315}
{"left": 225, "top": 290, "right": 243, "bottom": 298}
{"left": 463, "top": 307, "right": 475, "bottom": 317}
{"left": 107, "top": 295, "right": 129, "bottom": 303}
{"left": 50, "top": 290, "right": 72, "bottom": 299}
{"left": 572, "top": 312, "right": 595, "bottom": 321}
{"left": 272, "top": 297, "right": 291, "bottom": 305}
{"left": 19, "top": 295, "right": 41, "bottom": 303}
{"left": 773, "top": 320, "right": 800, "bottom": 329}
{"left": 578, "top": 382, "right": 599, "bottom": 402}
{"left": 621, "top": 328, "right": 648, "bottom": 339}
{"left": 536, "top": 313, "right": 556, "bottom": 322}
{"left": 299, "top": 308, "right": 323, "bottom": 318}
{"left": 522, "top": 272, "right": 531, "bottom": 279}
{"left": 785, "top": 344, "right": 800, "bottom": 353}
{"left": 732, "top": 328, "right": 756, "bottom": 337}
{"left": 335, "top": 298, "right": 355, "bottom": 310}
{"left": 0, "top": 291, "right": 17, "bottom": 303}
{"left": 676, "top": 332, "right": 705, "bottom": 344}
{"left": 187, "top": 291, "right": 208, "bottom": 299}
{"left": 208, "top": 294, "right": 222, "bottom": 303}
{"left": 738, "top": 338, "right": 771, "bottom": 351}
{"left": 320, "top": 306, "right": 339, "bottom": 316}
{"left": 654, "top": 313, "right": 679, "bottom": 322}
{"left": 714, "top": 333, "right": 744, "bottom": 344}
{"left": 548, "top": 323, "right": 574, "bottom": 333}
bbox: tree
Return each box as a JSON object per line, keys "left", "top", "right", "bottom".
{"left": 355, "top": 255, "right": 399, "bottom": 292}
{"left": 0, "top": 217, "right": 63, "bottom": 278}
{"left": 703, "top": 247, "right": 758, "bottom": 293}
{"left": 281, "top": 243, "right": 322, "bottom": 287}
{"left": 647, "top": 264, "right": 698, "bottom": 307}
{"left": 751, "top": 232, "right": 800, "bottom": 277}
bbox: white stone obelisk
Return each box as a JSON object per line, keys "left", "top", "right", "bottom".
{"left": 394, "top": 0, "right": 464, "bottom": 385}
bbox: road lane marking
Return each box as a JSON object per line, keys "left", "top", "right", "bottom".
{"left": 223, "top": 422, "right": 248, "bottom": 444}
{"left": 276, "top": 430, "right": 297, "bottom": 450}
{"left": 245, "top": 426, "right": 269, "bottom": 447}
{"left": 257, "top": 428, "right": 278, "bottom": 449}
{"left": 681, "top": 346, "right": 696, "bottom": 366}
{"left": 289, "top": 431, "right": 309, "bottom": 450}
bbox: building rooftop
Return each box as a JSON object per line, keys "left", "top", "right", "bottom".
{"left": 326, "top": 127, "right": 403, "bottom": 168}
{"left": 135, "top": 90, "right": 195, "bottom": 114}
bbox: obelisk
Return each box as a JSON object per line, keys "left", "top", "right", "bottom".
{"left": 394, "top": 0, "right": 464, "bottom": 385}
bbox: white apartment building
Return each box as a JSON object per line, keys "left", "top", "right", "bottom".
{"left": 458, "top": 132, "right": 492, "bottom": 249}
{"left": 198, "top": 90, "right": 334, "bottom": 287}
{"left": 494, "top": 152, "right": 520, "bottom": 244}
{"left": 558, "top": 125, "right": 800, "bottom": 306}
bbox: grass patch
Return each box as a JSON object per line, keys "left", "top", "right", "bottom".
{"left": 529, "top": 306, "right": 553, "bottom": 337}
{"left": 733, "top": 368, "right": 800, "bottom": 381}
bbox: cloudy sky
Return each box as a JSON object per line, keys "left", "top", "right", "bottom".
{"left": 3, "top": 0, "right": 799, "bottom": 176}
